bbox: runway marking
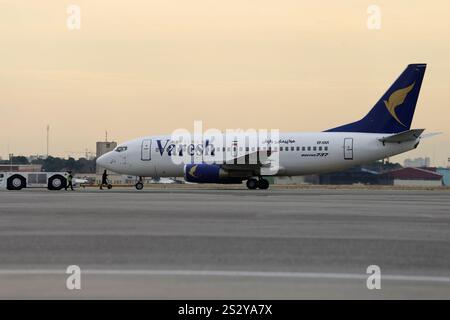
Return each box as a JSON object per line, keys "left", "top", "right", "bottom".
{"left": 0, "top": 269, "right": 450, "bottom": 284}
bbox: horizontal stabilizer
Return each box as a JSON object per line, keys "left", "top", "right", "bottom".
{"left": 379, "top": 129, "right": 425, "bottom": 143}
{"left": 420, "top": 132, "right": 442, "bottom": 139}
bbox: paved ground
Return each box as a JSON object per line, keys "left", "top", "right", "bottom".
{"left": 0, "top": 187, "right": 449, "bottom": 299}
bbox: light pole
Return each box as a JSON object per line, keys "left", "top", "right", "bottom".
{"left": 46, "top": 125, "right": 50, "bottom": 157}
{"left": 9, "top": 153, "right": 13, "bottom": 171}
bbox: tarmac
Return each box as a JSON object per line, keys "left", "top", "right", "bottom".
{"left": 0, "top": 186, "right": 449, "bottom": 299}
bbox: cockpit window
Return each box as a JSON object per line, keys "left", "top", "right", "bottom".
{"left": 115, "top": 146, "right": 128, "bottom": 152}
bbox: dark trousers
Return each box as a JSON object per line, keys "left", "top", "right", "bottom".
{"left": 100, "top": 180, "right": 108, "bottom": 189}
{"left": 65, "top": 182, "right": 73, "bottom": 191}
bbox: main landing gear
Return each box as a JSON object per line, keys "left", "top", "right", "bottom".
{"left": 135, "top": 177, "right": 144, "bottom": 190}
{"left": 246, "top": 177, "right": 269, "bottom": 190}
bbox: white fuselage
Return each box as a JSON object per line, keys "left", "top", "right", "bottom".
{"left": 97, "top": 132, "right": 419, "bottom": 178}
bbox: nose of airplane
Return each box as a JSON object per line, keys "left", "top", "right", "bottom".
{"left": 96, "top": 152, "right": 113, "bottom": 170}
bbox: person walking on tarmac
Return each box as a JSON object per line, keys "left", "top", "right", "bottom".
{"left": 65, "top": 171, "right": 74, "bottom": 191}
{"left": 100, "top": 169, "right": 108, "bottom": 190}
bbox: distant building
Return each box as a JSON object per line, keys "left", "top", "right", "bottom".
{"left": 96, "top": 141, "right": 117, "bottom": 174}
{"left": 404, "top": 157, "right": 431, "bottom": 168}
{"left": 300, "top": 161, "right": 400, "bottom": 185}
{"left": 437, "top": 168, "right": 450, "bottom": 186}
{"left": 274, "top": 176, "right": 306, "bottom": 185}
{"left": 421, "top": 167, "right": 450, "bottom": 187}
{"left": 319, "top": 167, "right": 379, "bottom": 185}
{"left": 27, "top": 155, "right": 48, "bottom": 162}
{"left": 0, "top": 164, "right": 42, "bottom": 172}
{"left": 379, "top": 167, "right": 442, "bottom": 186}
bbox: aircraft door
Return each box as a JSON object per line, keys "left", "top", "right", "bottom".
{"left": 141, "top": 139, "right": 152, "bottom": 161}
{"left": 232, "top": 140, "right": 238, "bottom": 158}
{"left": 344, "top": 138, "right": 353, "bottom": 160}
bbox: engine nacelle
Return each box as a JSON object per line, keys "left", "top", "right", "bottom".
{"left": 184, "top": 164, "right": 243, "bottom": 184}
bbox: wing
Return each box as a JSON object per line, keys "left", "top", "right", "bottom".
{"left": 217, "top": 149, "right": 278, "bottom": 176}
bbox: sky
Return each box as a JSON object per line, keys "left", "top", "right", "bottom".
{"left": 1, "top": 0, "right": 449, "bottom": 166}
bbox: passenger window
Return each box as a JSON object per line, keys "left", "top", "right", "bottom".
{"left": 302, "top": 147, "right": 305, "bottom": 151}
{"left": 307, "top": 147, "right": 311, "bottom": 151}
{"left": 313, "top": 147, "right": 317, "bottom": 151}
{"left": 296, "top": 146, "right": 300, "bottom": 151}
{"left": 291, "top": 147, "right": 294, "bottom": 151}
{"left": 319, "top": 146, "right": 322, "bottom": 151}
{"left": 280, "top": 147, "right": 283, "bottom": 151}
{"left": 324, "top": 146, "right": 328, "bottom": 151}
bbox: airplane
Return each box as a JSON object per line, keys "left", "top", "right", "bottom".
{"left": 73, "top": 177, "right": 89, "bottom": 188}
{"left": 97, "top": 64, "right": 429, "bottom": 190}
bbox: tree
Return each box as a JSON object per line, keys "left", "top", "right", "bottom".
{"left": 40, "top": 156, "right": 96, "bottom": 173}
{"left": 12, "top": 156, "right": 30, "bottom": 165}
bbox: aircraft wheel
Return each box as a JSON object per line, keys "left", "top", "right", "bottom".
{"left": 135, "top": 182, "right": 144, "bottom": 190}
{"left": 257, "top": 178, "right": 269, "bottom": 190}
{"left": 246, "top": 178, "right": 258, "bottom": 190}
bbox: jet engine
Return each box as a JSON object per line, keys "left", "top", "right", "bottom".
{"left": 184, "top": 164, "right": 243, "bottom": 184}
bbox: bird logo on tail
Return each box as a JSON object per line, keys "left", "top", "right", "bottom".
{"left": 383, "top": 82, "right": 415, "bottom": 126}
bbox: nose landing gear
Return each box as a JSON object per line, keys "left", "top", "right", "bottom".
{"left": 135, "top": 177, "right": 144, "bottom": 190}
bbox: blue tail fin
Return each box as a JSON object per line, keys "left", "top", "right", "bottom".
{"left": 326, "top": 64, "right": 426, "bottom": 133}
